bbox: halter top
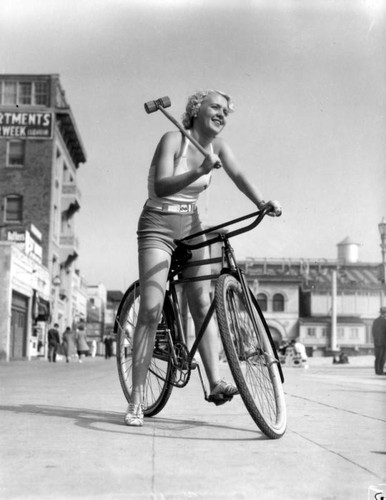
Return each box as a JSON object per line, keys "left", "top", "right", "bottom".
{"left": 147, "top": 134, "right": 212, "bottom": 205}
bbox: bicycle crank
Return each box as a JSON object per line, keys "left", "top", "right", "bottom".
{"left": 172, "top": 342, "right": 191, "bottom": 388}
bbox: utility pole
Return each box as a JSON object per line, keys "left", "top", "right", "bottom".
{"left": 331, "top": 269, "right": 337, "bottom": 352}
{"left": 378, "top": 217, "right": 386, "bottom": 307}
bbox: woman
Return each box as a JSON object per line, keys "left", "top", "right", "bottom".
{"left": 76, "top": 325, "right": 89, "bottom": 363}
{"left": 126, "top": 89, "right": 282, "bottom": 426}
{"left": 62, "top": 326, "right": 76, "bottom": 363}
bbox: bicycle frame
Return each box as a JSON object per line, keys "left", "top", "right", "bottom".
{"left": 115, "top": 206, "right": 286, "bottom": 435}
{"left": 160, "top": 208, "right": 284, "bottom": 398}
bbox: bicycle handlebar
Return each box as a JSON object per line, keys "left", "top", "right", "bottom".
{"left": 175, "top": 206, "right": 272, "bottom": 251}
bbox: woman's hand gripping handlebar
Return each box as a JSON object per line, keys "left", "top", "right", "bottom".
{"left": 257, "top": 200, "right": 282, "bottom": 217}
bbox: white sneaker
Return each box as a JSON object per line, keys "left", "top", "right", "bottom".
{"left": 124, "top": 403, "right": 144, "bottom": 427}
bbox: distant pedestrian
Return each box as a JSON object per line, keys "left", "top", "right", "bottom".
{"left": 104, "top": 334, "right": 113, "bottom": 359}
{"left": 333, "top": 350, "right": 349, "bottom": 364}
{"left": 90, "top": 339, "right": 97, "bottom": 357}
{"left": 285, "top": 339, "right": 308, "bottom": 368}
{"left": 371, "top": 306, "right": 386, "bottom": 375}
{"left": 47, "top": 323, "right": 60, "bottom": 362}
{"left": 76, "top": 325, "right": 90, "bottom": 363}
{"left": 62, "top": 326, "right": 76, "bottom": 363}
{"left": 279, "top": 341, "right": 290, "bottom": 356}
{"left": 292, "top": 339, "right": 308, "bottom": 363}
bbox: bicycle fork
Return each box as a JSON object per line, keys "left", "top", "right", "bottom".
{"left": 236, "top": 268, "right": 280, "bottom": 371}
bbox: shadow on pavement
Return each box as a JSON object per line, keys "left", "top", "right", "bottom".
{"left": 0, "top": 404, "right": 266, "bottom": 441}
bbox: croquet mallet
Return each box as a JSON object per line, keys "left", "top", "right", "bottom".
{"left": 144, "top": 96, "right": 221, "bottom": 168}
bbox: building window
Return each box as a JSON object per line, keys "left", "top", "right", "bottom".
{"left": 19, "top": 82, "right": 32, "bottom": 105}
{"left": 337, "top": 327, "right": 345, "bottom": 339}
{"left": 34, "top": 81, "right": 48, "bottom": 105}
{"left": 60, "top": 212, "right": 73, "bottom": 235}
{"left": 63, "top": 164, "right": 68, "bottom": 183}
{"left": 321, "top": 327, "right": 327, "bottom": 337}
{"left": 4, "top": 195, "right": 23, "bottom": 222}
{"left": 2, "top": 81, "right": 17, "bottom": 104}
{"left": 7, "top": 141, "right": 25, "bottom": 167}
{"left": 307, "top": 327, "right": 316, "bottom": 337}
{"left": 350, "top": 328, "right": 359, "bottom": 339}
{"left": 257, "top": 293, "right": 268, "bottom": 312}
{"left": 0, "top": 80, "right": 48, "bottom": 106}
{"left": 53, "top": 205, "right": 59, "bottom": 240}
{"left": 273, "top": 293, "right": 285, "bottom": 312}
{"left": 62, "top": 163, "right": 74, "bottom": 183}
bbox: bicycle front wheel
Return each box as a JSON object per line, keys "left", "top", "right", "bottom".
{"left": 114, "top": 281, "right": 176, "bottom": 417}
{"left": 215, "top": 273, "right": 287, "bottom": 439}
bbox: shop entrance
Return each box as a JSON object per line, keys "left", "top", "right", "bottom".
{"left": 11, "top": 292, "right": 28, "bottom": 359}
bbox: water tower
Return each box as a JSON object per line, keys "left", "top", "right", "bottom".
{"left": 337, "top": 237, "right": 360, "bottom": 264}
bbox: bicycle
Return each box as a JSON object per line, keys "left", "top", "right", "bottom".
{"left": 114, "top": 207, "right": 287, "bottom": 439}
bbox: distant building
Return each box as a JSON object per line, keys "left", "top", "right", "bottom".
{"left": 0, "top": 73, "right": 87, "bottom": 360}
{"left": 0, "top": 233, "right": 50, "bottom": 360}
{"left": 241, "top": 238, "right": 381, "bottom": 356}
{"left": 105, "top": 290, "right": 124, "bottom": 334}
{"left": 86, "top": 284, "right": 107, "bottom": 341}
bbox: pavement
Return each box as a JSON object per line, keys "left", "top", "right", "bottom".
{"left": 0, "top": 355, "right": 385, "bottom": 500}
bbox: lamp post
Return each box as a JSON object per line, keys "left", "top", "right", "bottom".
{"left": 378, "top": 217, "right": 386, "bottom": 307}
{"left": 330, "top": 268, "right": 338, "bottom": 352}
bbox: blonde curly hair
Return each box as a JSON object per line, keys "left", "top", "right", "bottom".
{"left": 181, "top": 89, "right": 234, "bottom": 130}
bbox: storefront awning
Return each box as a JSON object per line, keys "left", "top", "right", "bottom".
{"left": 32, "top": 291, "right": 50, "bottom": 322}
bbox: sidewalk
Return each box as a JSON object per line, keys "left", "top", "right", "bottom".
{"left": 0, "top": 356, "right": 385, "bottom": 499}
{"left": 306, "top": 354, "right": 373, "bottom": 367}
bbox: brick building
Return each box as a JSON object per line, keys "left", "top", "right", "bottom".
{"left": 0, "top": 74, "right": 87, "bottom": 360}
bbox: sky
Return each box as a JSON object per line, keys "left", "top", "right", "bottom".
{"left": 1, "top": 0, "right": 385, "bottom": 291}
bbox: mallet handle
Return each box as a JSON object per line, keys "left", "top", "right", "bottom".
{"left": 158, "top": 107, "right": 208, "bottom": 157}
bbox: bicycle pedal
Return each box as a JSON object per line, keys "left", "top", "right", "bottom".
{"left": 207, "top": 394, "right": 233, "bottom": 406}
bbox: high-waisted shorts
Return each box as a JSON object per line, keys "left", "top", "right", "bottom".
{"left": 137, "top": 206, "right": 205, "bottom": 256}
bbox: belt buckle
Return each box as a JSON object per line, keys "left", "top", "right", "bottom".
{"left": 179, "top": 204, "right": 190, "bottom": 213}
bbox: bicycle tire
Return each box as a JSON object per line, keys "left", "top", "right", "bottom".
{"left": 115, "top": 281, "right": 176, "bottom": 417}
{"left": 215, "top": 273, "right": 287, "bottom": 439}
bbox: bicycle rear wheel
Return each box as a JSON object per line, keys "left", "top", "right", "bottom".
{"left": 115, "top": 281, "right": 176, "bottom": 417}
{"left": 215, "top": 273, "right": 286, "bottom": 439}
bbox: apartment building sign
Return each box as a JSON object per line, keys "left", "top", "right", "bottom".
{"left": 7, "top": 227, "right": 43, "bottom": 264}
{"left": 0, "top": 111, "right": 53, "bottom": 139}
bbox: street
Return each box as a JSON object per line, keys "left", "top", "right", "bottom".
{"left": 0, "top": 355, "right": 385, "bottom": 500}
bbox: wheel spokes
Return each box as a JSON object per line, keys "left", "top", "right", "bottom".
{"left": 227, "top": 287, "right": 279, "bottom": 425}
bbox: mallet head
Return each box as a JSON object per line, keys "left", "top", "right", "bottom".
{"left": 144, "top": 96, "right": 171, "bottom": 114}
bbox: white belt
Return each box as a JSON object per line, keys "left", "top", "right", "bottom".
{"left": 145, "top": 199, "right": 197, "bottom": 214}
